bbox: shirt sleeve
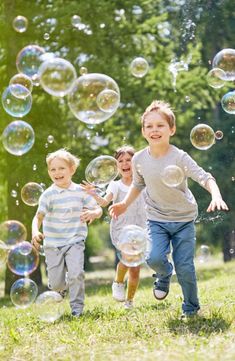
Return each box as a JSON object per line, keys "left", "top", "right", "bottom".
{"left": 132, "top": 154, "right": 146, "bottom": 190}
{"left": 37, "top": 192, "right": 49, "bottom": 215}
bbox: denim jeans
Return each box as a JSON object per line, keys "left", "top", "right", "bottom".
{"left": 146, "top": 220, "right": 200, "bottom": 314}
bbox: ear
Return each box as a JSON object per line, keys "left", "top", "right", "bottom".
{"left": 70, "top": 165, "right": 76, "bottom": 175}
{"left": 170, "top": 126, "right": 176, "bottom": 136}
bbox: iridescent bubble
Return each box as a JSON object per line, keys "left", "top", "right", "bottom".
{"left": 0, "top": 220, "right": 27, "bottom": 248}
{"left": 215, "top": 130, "right": 224, "bottom": 140}
{"left": 12, "top": 15, "right": 28, "bottom": 33}
{"left": 221, "top": 91, "right": 235, "bottom": 114}
{"left": 10, "top": 278, "right": 38, "bottom": 309}
{"left": 190, "top": 124, "right": 215, "bottom": 150}
{"left": 161, "top": 165, "right": 184, "bottom": 187}
{"left": 85, "top": 155, "right": 118, "bottom": 187}
{"left": 2, "top": 85, "right": 32, "bottom": 117}
{"left": 16, "top": 45, "right": 45, "bottom": 79}
{"left": 47, "top": 135, "right": 54, "bottom": 143}
{"left": 35, "top": 291, "right": 65, "bottom": 322}
{"left": 130, "top": 57, "right": 149, "bottom": 78}
{"left": 38, "top": 58, "right": 77, "bottom": 97}
{"left": 2, "top": 120, "right": 35, "bottom": 156}
{"left": 68, "top": 73, "right": 120, "bottom": 125}
{"left": 7, "top": 241, "right": 39, "bottom": 276}
{"left": 206, "top": 68, "right": 226, "bottom": 88}
{"left": 117, "top": 225, "right": 148, "bottom": 255}
{"left": 197, "top": 244, "right": 211, "bottom": 263}
{"left": 212, "top": 48, "right": 235, "bottom": 80}
{"left": 9, "top": 74, "right": 33, "bottom": 97}
{"left": 21, "top": 182, "right": 44, "bottom": 206}
{"left": 11, "top": 190, "right": 18, "bottom": 198}
{"left": 79, "top": 66, "right": 88, "bottom": 75}
{"left": 43, "top": 33, "right": 50, "bottom": 40}
{"left": 71, "top": 15, "right": 82, "bottom": 28}
{"left": 96, "top": 89, "right": 120, "bottom": 113}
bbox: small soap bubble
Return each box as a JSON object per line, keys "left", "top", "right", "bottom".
{"left": 185, "top": 96, "right": 191, "bottom": 102}
{"left": 11, "top": 190, "right": 18, "bottom": 198}
{"left": 206, "top": 68, "right": 226, "bottom": 88}
{"left": 71, "top": 15, "right": 82, "bottom": 28}
{"left": 0, "top": 220, "right": 27, "bottom": 248}
{"left": 9, "top": 73, "right": 33, "bottom": 96}
{"left": 197, "top": 244, "right": 211, "bottom": 263}
{"left": 43, "top": 33, "right": 50, "bottom": 40}
{"left": 10, "top": 278, "right": 38, "bottom": 309}
{"left": 21, "top": 182, "right": 44, "bottom": 206}
{"left": 85, "top": 155, "right": 118, "bottom": 187}
{"left": 16, "top": 44, "right": 45, "bottom": 80}
{"left": 212, "top": 48, "right": 235, "bottom": 80}
{"left": 221, "top": 91, "right": 235, "bottom": 114}
{"left": 12, "top": 15, "right": 28, "bottom": 33}
{"left": 215, "top": 130, "right": 223, "bottom": 140}
{"left": 79, "top": 67, "right": 88, "bottom": 75}
{"left": 190, "top": 124, "right": 215, "bottom": 150}
{"left": 47, "top": 135, "right": 54, "bottom": 143}
{"left": 33, "top": 164, "right": 37, "bottom": 171}
{"left": 2, "top": 85, "right": 32, "bottom": 117}
{"left": 130, "top": 57, "right": 149, "bottom": 78}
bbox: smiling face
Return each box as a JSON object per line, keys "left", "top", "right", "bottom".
{"left": 48, "top": 157, "right": 75, "bottom": 188}
{"left": 142, "top": 110, "right": 176, "bottom": 146}
{"left": 116, "top": 152, "right": 133, "bottom": 178}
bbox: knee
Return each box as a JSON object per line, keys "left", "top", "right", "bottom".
{"left": 146, "top": 253, "right": 164, "bottom": 269}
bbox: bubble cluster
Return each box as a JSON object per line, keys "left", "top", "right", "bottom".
{"left": 35, "top": 291, "right": 65, "bottom": 322}
{"left": 7, "top": 241, "right": 39, "bottom": 276}
{"left": 130, "top": 57, "right": 149, "bottom": 78}
{"left": 85, "top": 155, "right": 118, "bottom": 187}
{"left": 12, "top": 15, "right": 28, "bottom": 33}
{"left": 2, "top": 120, "right": 35, "bottom": 156}
{"left": 2, "top": 85, "right": 32, "bottom": 117}
{"left": 161, "top": 165, "right": 184, "bottom": 187}
{"left": 10, "top": 278, "right": 38, "bottom": 309}
{"left": 21, "top": 182, "right": 44, "bottom": 206}
{"left": 68, "top": 73, "right": 120, "bottom": 124}
{"left": 0, "top": 220, "right": 27, "bottom": 248}
{"left": 212, "top": 48, "right": 235, "bottom": 80}
{"left": 221, "top": 91, "right": 235, "bottom": 114}
{"left": 190, "top": 124, "right": 215, "bottom": 150}
{"left": 39, "top": 57, "right": 77, "bottom": 97}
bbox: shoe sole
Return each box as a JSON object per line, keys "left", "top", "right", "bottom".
{"left": 153, "top": 289, "right": 169, "bottom": 300}
{"left": 113, "top": 297, "right": 125, "bottom": 302}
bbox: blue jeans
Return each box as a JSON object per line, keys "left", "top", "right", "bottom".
{"left": 146, "top": 220, "right": 200, "bottom": 314}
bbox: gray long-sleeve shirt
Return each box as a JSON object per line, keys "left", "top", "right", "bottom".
{"left": 132, "top": 145, "right": 214, "bottom": 222}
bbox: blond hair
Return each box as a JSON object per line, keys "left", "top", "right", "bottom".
{"left": 114, "top": 145, "right": 135, "bottom": 160}
{"left": 141, "top": 100, "right": 176, "bottom": 128}
{"left": 46, "top": 149, "right": 80, "bottom": 170}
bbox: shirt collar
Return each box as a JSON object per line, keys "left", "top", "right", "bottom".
{"left": 52, "top": 182, "right": 77, "bottom": 193}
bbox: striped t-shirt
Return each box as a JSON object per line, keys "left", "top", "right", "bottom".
{"left": 37, "top": 182, "right": 98, "bottom": 247}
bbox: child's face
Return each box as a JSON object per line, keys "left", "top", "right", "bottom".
{"left": 48, "top": 158, "right": 75, "bottom": 188}
{"left": 116, "top": 152, "right": 133, "bottom": 178}
{"left": 142, "top": 111, "right": 175, "bottom": 146}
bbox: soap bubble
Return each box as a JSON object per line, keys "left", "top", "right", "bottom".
{"left": 2, "top": 85, "right": 32, "bottom": 117}
{"left": 2, "top": 120, "right": 35, "bottom": 156}
{"left": 215, "top": 130, "right": 224, "bottom": 140}
{"left": 130, "top": 57, "right": 149, "bottom": 78}
{"left": 197, "top": 244, "right": 211, "bottom": 263}
{"left": 11, "top": 190, "right": 18, "bottom": 198}
{"left": 190, "top": 124, "right": 215, "bottom": 150}
{"left": 7, "top": 241, "right": 39, "bottom": 276}
{"left": 9, "top": 73, "right": 33, "bottom": 97}
{"left": 117, "top": 251, "right": 146, "bottom": 267}
{"left": 117, "top": 225, "right": 148, "bottom": 255}
{"left": 161, "top": 165, "right": 184, "bottom": 187}
{"left": 16, "top": 45, "right": 45, "bottom": 80}
{"left": 0, "top": 220, "right": 27, "bottom": 248}
{"left": 10, "top": 278, "right": 38, "bottom": 309}
{"left": 21, "top": 182, "right": 44, "bottom": 206}
{"left": 79, "top": 66, "right": 88, "bottom": 75}
{"left": 206, "top": 68, "right": 226, "bottom": 88}
{"left": 68, "top": 73, "right": 120, "bottom": 125}
{"left": 12, "top": 15, "right": 28, "bottom": 33}
{"left": 85, "top": 155, "right": 118, "bottom": 187}
{"left": 47, "top": 135, "right": 54, "bottom": 143}
{"left": 71, "top": 15, "right": 82, "bottom": 28}
{"left": 221, "top": 90, "right": 235, "bottom": 114}
{"left": 38, "top": 58, "right": 77, "bottom": 97}
{"left": 96, "top": 89, "right": 120, "bottom": 113}
{"left": 35, "top": 291, "right": 65, "bottom": 322}
{"left": 212, "top": 48, "right": 235, "bottom": 80}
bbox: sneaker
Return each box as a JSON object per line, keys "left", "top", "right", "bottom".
{"left": 153, "top": 288, "right": 169, "bottom": 300}
{"left": 71, "top": 310, "right": 83, "bottom": 318}
{"left": 124, "top": 300, "right": 134, "bottom": 310}
{"left": 180, "top": 311, "right": 198, "bottom": 321}
{"left": 59, "top": 289, "right": 67, "bottom": 299}
{"left": 152, "top": 274, "right": 170, "bottom": 301}
{"left": 112, "top": 282, "right": 125, "bottom": 302}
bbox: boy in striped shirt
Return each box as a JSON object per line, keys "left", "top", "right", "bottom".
{"left": 32, "top": 149, "right": 102, "bottom": 317}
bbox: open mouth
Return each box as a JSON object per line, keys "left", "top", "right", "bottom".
{"left": 122, "top": 168, "right": 131, "bottom": 172}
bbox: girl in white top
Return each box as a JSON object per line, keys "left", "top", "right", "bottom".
{"left": 82, "top": 145, "right": 146, "bottom": 309}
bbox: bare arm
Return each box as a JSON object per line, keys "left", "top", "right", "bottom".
{"left": 32, "top": 212, "right": 45, "bottom": 249}
{"left": 80, "top": 206, "right": 103, "bottom": 224}
{"left": 109, "top": 185, "right": 141, "bottom": 218}
{"left": 80, "top": 181, "right": 113, "bottom": 207}
{"left": 205, "top": 178, "right": 229, "bottom": 212}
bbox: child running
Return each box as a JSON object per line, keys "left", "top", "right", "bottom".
{"left": 81, "top": 145, "right": 146, "bottom": 309}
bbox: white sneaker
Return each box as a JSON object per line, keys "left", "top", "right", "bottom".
{"left": 124, "top": 300, "right": 134, "bottom": 310}
{"left": 153, "top": 289, "right": 168, "bottom": 300}
{"left": 112, "top": 282, "right": 125, "bottom": 302}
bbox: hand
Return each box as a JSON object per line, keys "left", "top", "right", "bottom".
{"left": 207, "top": 197, "right": 229, "bottom": 212}
{"left": 80, "top": 181, "right": 96, "bottom": 196}
{"left": 31, "top": 232, "right": 44, "bottom": 250}
{"left": 109, "top": 202, "right": 127, "bottom": 219}
{"left": 80, "top": 209, "right": 97, "bottom": 224}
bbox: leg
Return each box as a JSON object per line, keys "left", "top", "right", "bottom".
{"left": 126, "top": 265, "right": 140, "bottom": 301}
{"left": 112, "top": 261, "right": 128, "bottom": 302}
{"left": 44, "top": 247, "right": 67, "bottom": 291}
{"left": 65, "top": 242, "right": 85, "bottom": 314}
{"left": 172, "top": 221, "right": 200, "bottom": 314}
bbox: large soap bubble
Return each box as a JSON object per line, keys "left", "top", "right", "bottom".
{"left": 12, "top": 15, "right": 28, "bottom": 33}
{"left": 16, "top": 45, "right": 45, "bottom": 81}
{"left": 2, "top": 120, "right": 35, "bottom": 156}
{"left": 206, "top": 68, "right": 226, "bottom": 89}
{"left": 2, "top": 85, "right": 32, "bottom": 117}
{"left": 130, "top": 57, "right": 149, "bottom": 78}
{"left": 39, "top": 57, "right": 77, "bottom": 97}
{"left": 7, "top": 241, "right": 39, "bottom": 276}
{"left": 161, "top": 165, "right": 184, "bottom": 187}
{"left": 10, "top": 278, "right": 38, "bottom": 309}
{"left": 85, "top": 155, "right": 118, "bottom": 187}
{"left": 190, "top": 124, "right": 215, "bottom": 150}
{"left": 117, "top": 225, "right": 148, "bottom": 255}
{"left": 21, "top": 182, "right": 44, "bottom": 206}
{"left": 212, "top": 48, "right": 235, "bottom": 80}
{"left": 221, "top": 90, "right": 235, "bottom": 114}
{"left": 35, "top": 291, "right": 65, "bottom": 322}
{"left": 68, "top": 73, "right": 120, "bottom": 124}
{"left": 117, "top": 251, "right": 146, "bottom": 267}
{"left": 9, "top": 73, "right": 33, "bottom": 96}
{"left": 0, "top": 220, "right": 27, "bottom": 248}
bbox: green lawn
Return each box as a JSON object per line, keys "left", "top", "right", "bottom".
{"left": 0, "top": 257, "right": 234, "bottom": 361}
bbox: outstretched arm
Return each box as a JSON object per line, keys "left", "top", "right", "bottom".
{"left": 80, "top": 206, "right": 103, "bottom": 224}
{"left": 205, "top": 178, "right": 229, "bottom": 212}
{"left": 109, "top": 185, "right": 141, "bottom": 218}
{"left": 80, "top": 181, "right": 113, "bottom": 207}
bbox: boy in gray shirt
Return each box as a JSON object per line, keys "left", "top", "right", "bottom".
{"left": 109, "top": 100, "right": 228, "bottom": 318}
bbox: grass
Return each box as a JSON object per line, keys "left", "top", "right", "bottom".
{"left": 0, "top": 257, "right": 234, "bottom": 361}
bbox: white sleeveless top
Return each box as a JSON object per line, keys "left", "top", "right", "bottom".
{"left": 106, "top": 179, "right": 147, "bottom": 246}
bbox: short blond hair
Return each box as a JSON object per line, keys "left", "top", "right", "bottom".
{"left": 46, "top": 149, "right": 80, "bottom": 170}
{"left": 141, "top": 100, "right": 176, "bottom": 128}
